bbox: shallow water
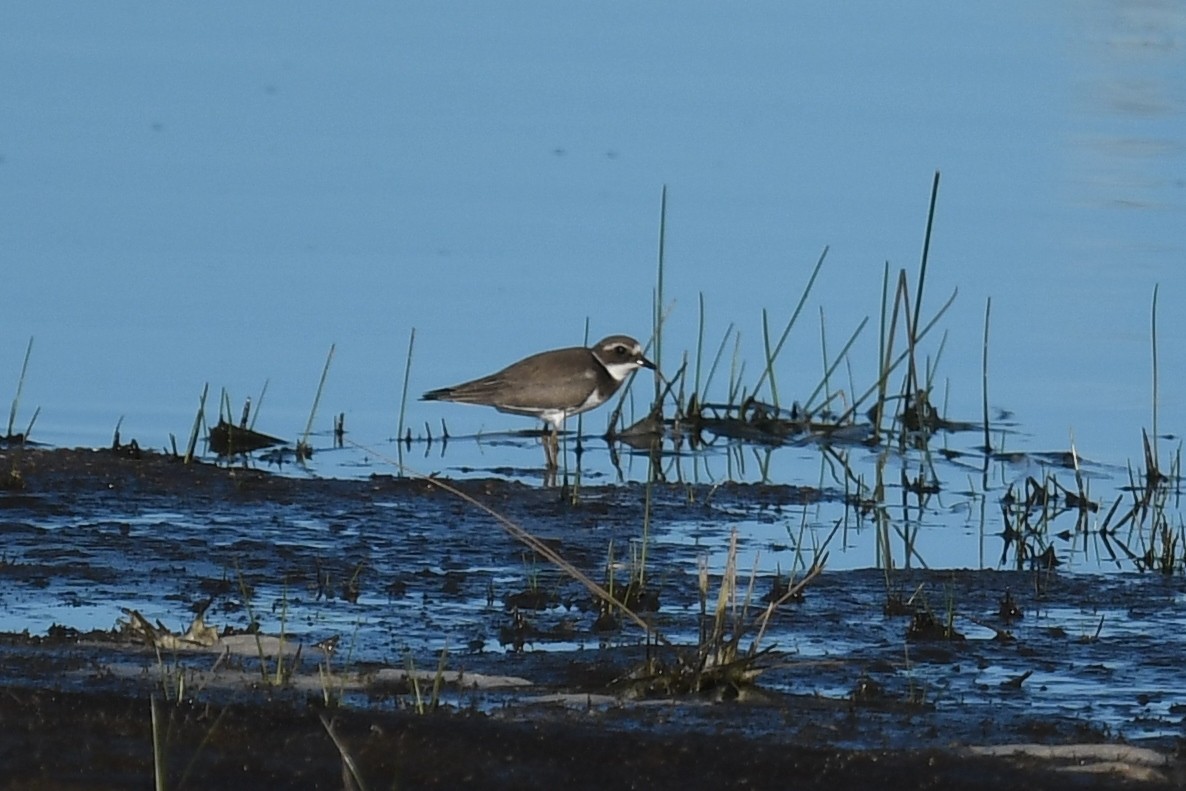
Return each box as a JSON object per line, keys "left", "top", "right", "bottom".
{"left": 1, "top": 1, "right": 1184, "bottom": 474}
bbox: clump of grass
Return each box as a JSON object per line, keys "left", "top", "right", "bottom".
{"left": 146, "top": 630, "right": 230, "bottom": 791}
{"left": 905, "top": 597, "right": 966, "bottom": 642}
{"left": 235, "top": 564, "right": 298, "bottom": 687}
{"left": 681, "top": 253, "right": 957, "bottom": 467}
{"left": 596, "top": 512, "right": 662, "bottom": 632}
{"left": 1070, "top": 287, "right": 1186, "bottom": 575}
{"left": 671, "top": 177, "right": 955, "bottom": 483}
{"left": 614, "top": 530, "right": 825, "bottom": 698}
{"left": 998, "top": 472, "right": 1078, "bottom": 570}
{"left": 401, "top": 644, "right": 450, "bottom": 715}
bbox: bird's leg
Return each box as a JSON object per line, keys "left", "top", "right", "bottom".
{"left": 542, "top": 424, "right": 559, "bottom": 470}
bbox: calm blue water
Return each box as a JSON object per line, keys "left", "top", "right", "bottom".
{"left": 2, "top": 2, "right": 1183, "bottom": 490}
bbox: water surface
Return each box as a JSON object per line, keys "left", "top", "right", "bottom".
{"left": 1, "top": 2, "right": 1182, "bottom": 476}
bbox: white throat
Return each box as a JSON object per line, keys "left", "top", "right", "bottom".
{"left": 602, "top": 359, "right": 641, "bottom": 382}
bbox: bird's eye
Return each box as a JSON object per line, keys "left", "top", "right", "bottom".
{"left": 614, "top": 345, "right": 628, "bottom": 356}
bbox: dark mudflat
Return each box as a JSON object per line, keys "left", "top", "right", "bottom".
{"left": 1, "top": 686, "right": 1179, "bottom": 791}
{"left": 0, "top": 446, "right": 1183, "bottom": 789}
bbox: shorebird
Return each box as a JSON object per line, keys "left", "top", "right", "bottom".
{"left": 422, "top": 334, "right": 656, "bottom": 468}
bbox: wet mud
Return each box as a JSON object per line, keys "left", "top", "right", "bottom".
{"left": 0, "top": 446, "right": 1183, "bottom": 789}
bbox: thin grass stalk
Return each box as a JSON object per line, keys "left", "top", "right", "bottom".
{"left": 755, "top": 445, "right": 773, "bottom": 484}
{"left": 751, "top": 560, "right": 824, "bottom": 651}
{"left": 21, "top": 406, "right": 40, "bottom": 440}
{"left": 925, "top": 330, "right": 948, "bottom": 392}
{"left": 895, "top": 274, "right": 920, "bottom": 447}
{"left": 430, "top": 642, "right": 449, "bottom": 710}
{"left": 406, "top": 654, "right": 425, "bottom": 713}
{"left": 150, "top": 696, "right": 165, "bottom": 791}
{"left": 639, "top": 459, "right": 654, "bottom": 590}
{"left": 184, "top": 383, "right": 209, "bottom": 464}
{"left": 905, "top": 289, "right": 956, "bottom": 359}
{"left": 942, "top": 378, "right": 951, "bottom": 443}
{"left": 1151, "top": 284, "right": 1160, "bottom": 471}
{"left": 604, "top": 538, "right": 619, "bottom": 603}
{"left": 818, "top": 307, "right": 831, "bottom": 408}
{"left": 272, "top": 579, "right": 290, "bottom": 686}
{"left": 396, "top": 328, "right": 416, "bottom": 472}
{"left": 837, "top": 286, "right": 957, "bottom": 427}
{"left": 239, "top": 396, "right": 252, "bottom": 428}
{"left": 570, "top": 319, "right": 592, "bottom": 498}
{"left": 893, "top": 274, "right": 917, "bottom": 437}
{"left": 761, "top": 308, "right": 779, "bottom": 408}
{"left": 652, "top": 360, "right": 686, "bottom": 417}
{"left": 248, "top": 379, "right": 269, "bottom": 431}
{"left": 234, "top": 563, "right": 276, "bottom": 685}
{"left": 319, "top": 713, "right": 370, "bottom": 791}
{"left": 802, "top": 317, "right": 868, "bottom": 416}
{"left": 751, "top": 246, "right": 828, "bottom": 397}
{"left": 1177, "top": 444, "right": 1182, "bottom": 504}
{"left": 302, "top": 343, "right": 335, "bottom": 448}
{"left": 736, "top": 551, "right": 762, "bottom": 654}
{"left": 708, "top": 531, "right": 738, "bottom": 662}
{"left": 873, "top": 263, "right": 892, "bottom": 434}
{"left": 676, "top": 350, "right": 688, "bottom": 426}
{"left": 844, "top": 345, "right": 858, "bottom": 422}
{"left": 6, "top": 336, "right": 33, "bottom": 438}
{"left": 982, "top": 297, "right": 992, "bottom": 454}
{"left": 695, "top": 292, "right": 706, "bottom": 400}
{"left": 909, "top": 170, "right": 941, "bottom": 392}
{"left": 174, "top": 706, "right": 228, "bottom": 790}
{"left": 789, "top": 508, "right": 811, "bottom": 577}
{"left": 877, "top": 267, "right": 904, "bottom": 424}
{"left": 654, "top": 185, "right": 667, "bottom": 404}
{"left": 1069, "top": 433, "right": 1088, "bottom": 505}
{"left": 875, "top": 458, "right": 891, "bottom": 569}
{"left": 728, "top": 334, "right": 744, "bottom": 406}
{"left": 701, "top": 323, "right": 734, "bottom": 403}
